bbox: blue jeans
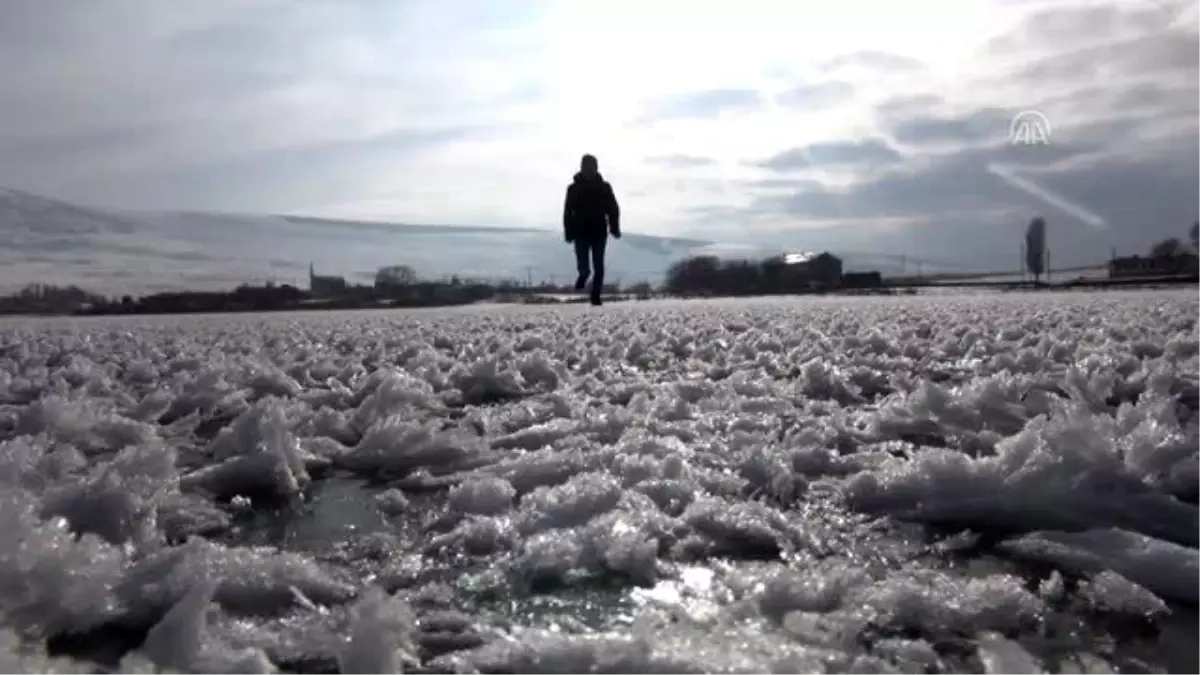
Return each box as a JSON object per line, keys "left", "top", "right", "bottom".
{"left": 574, "top": 234, "right": 607, "bottom": 301}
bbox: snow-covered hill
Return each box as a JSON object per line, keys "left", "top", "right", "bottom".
{"left": 0, "top": 188, "right": 712, "bottom": 294}
{"left": 0, "top": 187, "right": 1000, "bottom": 296}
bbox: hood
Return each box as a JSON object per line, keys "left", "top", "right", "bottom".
{"left": 573, "top": 171, "right": 604, "bottom": 183}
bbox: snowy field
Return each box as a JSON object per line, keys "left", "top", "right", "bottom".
{"left": 1, "top": 291, "right": 1197, "bottom": 674}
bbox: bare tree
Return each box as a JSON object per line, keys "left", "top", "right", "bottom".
{"left": 1025, "top": 216, "right": 1047, "bottom": 282}
{"left": 375, "top": 265, "right": 418, "bottom": 287}
{"left": 1189, "top": 221, "right": 1198, "bottom": 250}
{"left": 664, "top": 255, "right": 722, "bottom": 295}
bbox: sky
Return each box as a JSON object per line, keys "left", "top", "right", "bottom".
{"left": 0, "top": 0, "right": 1196, "bottom": 269}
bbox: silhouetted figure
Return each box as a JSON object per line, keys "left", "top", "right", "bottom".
{"left": 563, "top": 154, "right": 621, "bottom": 305}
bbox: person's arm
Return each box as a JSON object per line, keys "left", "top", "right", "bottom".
{"left": 563, "top": 184, "right": 575, "bottom": 242}
{"left": 606, "top": 183, "right": 621, "bottom": 238}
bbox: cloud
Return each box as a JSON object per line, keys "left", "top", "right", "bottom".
{"left": 645, "top": 154, "right": 719, "bottom": 168}
{"left": 643, "top": 89, "right": 763, "bottom": 121}
{"left": 747, "top": 117, "right": 1196, "bottom": 263}
{"left": 0, "top": 0, "right": 548, "bottom": 213}
{"left": 0, "top": 0, "right": 1195, "bottom": 276}
{"left": 982, "top": 0, "right": 1187, "bottom": 58}
{"left": 886, "top": 108, "right": 1016, "bottom": 148}
{"left": 778, "top": 81, "right": 856, "bottom": 110}
{"left": 714, "top": 0, "right": 1199, "bottom": 269}
{"left": 757, "top": 149, "right": 1017, "bottom": 220}
{"left": 819, "top": 50, "right": 927, "bottom": 73}
{"left": 757, "top": 140, "right": 905, "bottom": 171}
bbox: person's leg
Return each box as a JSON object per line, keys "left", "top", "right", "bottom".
{"left": 590, "top": 235, "right": 607, "bottom": 305}
{"left": 574, "top": 239, "right": 591, "bottom": 290}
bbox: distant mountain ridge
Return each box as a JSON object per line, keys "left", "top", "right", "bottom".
{"left": 278, "top": 214, "right": 543, "bottom": 236}
{"left": 0, "top": 187, "right": 715, "bottom": 294}
{"left": 0, "top": 186, "right": 987, "bottom": 296}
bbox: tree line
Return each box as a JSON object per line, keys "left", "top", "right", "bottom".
{"left": 661, "top": 255, "right": 880, "bottom": 297}
{"left": 0, "top": 252, "right": 882, "bottom": 316}
{"left": 0, "top": 283, "right": 110, "bottom": 315}
{"left": 1148, "top": 221, "right": 1200, "bottom": 258}
{"left": 0, "top": 275, "right": 649, "bottom": 317}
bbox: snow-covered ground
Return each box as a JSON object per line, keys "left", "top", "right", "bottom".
{"left": 0, "top": 290, "right": 1196, "bottom": 674}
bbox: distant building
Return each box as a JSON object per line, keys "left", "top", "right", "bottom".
{"left": 1108, "top": 252, "right": 1198, "bottom": 279}
{"left": 309, "top": 262, "right": 348, "bottom": 297}
{"left": 781, "top": 251, "right": 843, "bottom": 288}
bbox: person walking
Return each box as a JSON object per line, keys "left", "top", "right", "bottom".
{"left": 563, "top": 153, "right": 620, "bottom": 306}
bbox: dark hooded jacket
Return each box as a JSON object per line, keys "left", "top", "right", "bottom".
{"left": 563, "top": 171, "right": 620, "bottom": 240}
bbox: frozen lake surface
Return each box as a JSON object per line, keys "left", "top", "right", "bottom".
{"left": 0, "top": 291, "right": 1196, "bottom": 673}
